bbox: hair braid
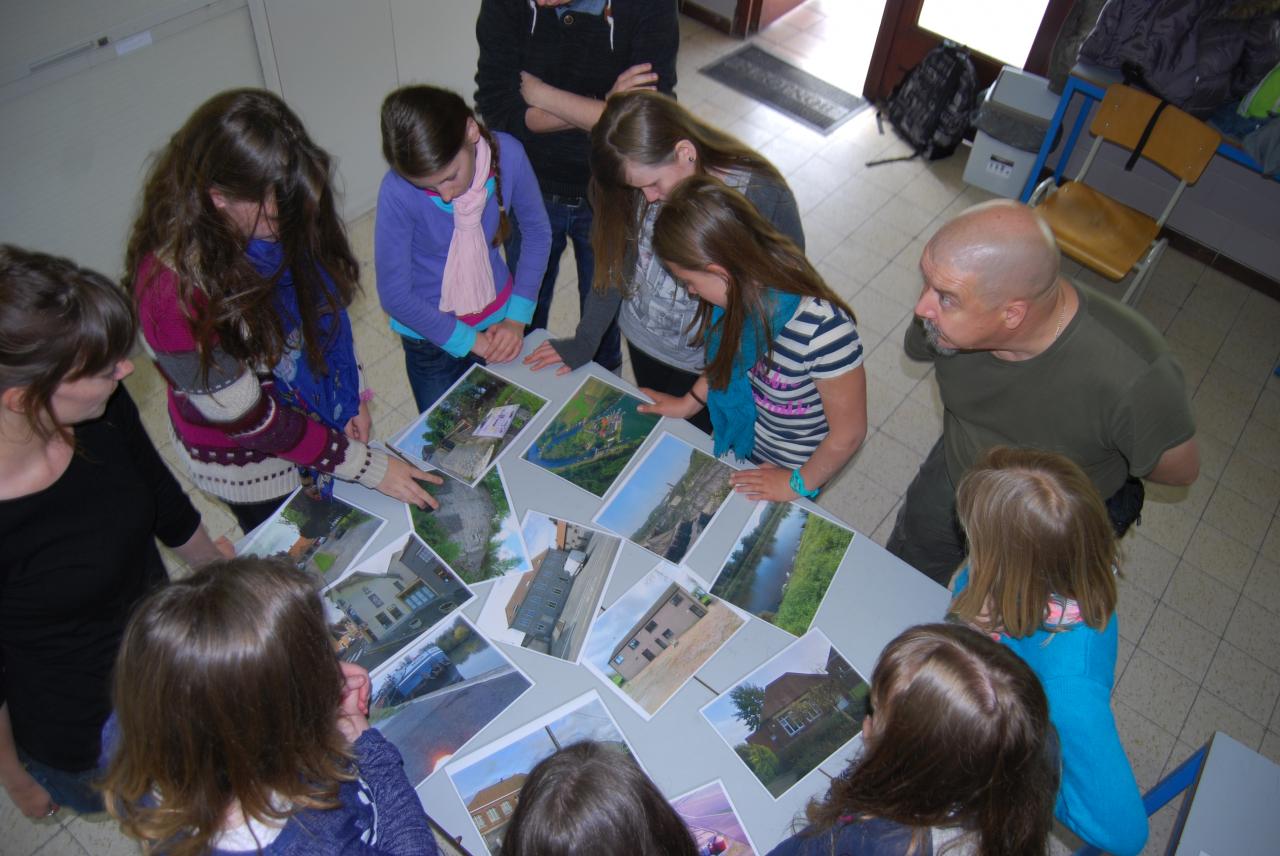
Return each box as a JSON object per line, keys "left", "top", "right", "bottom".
{"left": 475, "top": 122, "right": 511, "bottom": 247}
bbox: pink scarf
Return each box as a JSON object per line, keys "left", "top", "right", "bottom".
{"left": 438, "top": 136, "right": 496, "bottom": 315}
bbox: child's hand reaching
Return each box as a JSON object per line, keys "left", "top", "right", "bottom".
{"left": 635, "top": 388, "right": 702, "bottom": 419}
{"left": 730, "top": 462, "right": 799, "bottom": 502}
{"left": 336, "top": 661, "right": 371, "bottom": 743}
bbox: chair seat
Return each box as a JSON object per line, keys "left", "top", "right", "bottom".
{"left": 1038, "top": 182, "right": 1160, "bottom": 280}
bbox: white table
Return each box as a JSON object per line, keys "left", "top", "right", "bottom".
{"left": 337, "top": 332, "right": 951, "bottom": 854}
{"left": 1171, "top": 731, "right": 1280, "bottom": 856}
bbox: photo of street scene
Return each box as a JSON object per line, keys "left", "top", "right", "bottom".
{"left": 324, "top": 534, "right": 472, "bottom": 673}
{"left": 410, "top": 466, "right": 531, "bottom": 584}
{"left": 671, "top": 780, "right": 759, "bottom": 856}
{"left": 582, "top": 562, "right": 745, "bottom": 719}
{"left": 593, "top": 433, "right": 734, "bottom": 565}
{"left": 368, "top": 615, "right": 532, "bottom": 786}
{"left": 391, "top": 365, "right": 547, "bottom": 486}
{"left": 711, "top": 503, "right": 855, "bottom": 637}
{"left": 446, "top": 692, "right": 640, "bottom": 856}
{"left": 522, "top": 375, "right": 660, "bottom": 497}
{"left": 238, "top": 487, "right": 385, "bottom": 587}
{"left": 476, "top": 511, "right": 622, "bottom": 664}
{"left": 702, "top": 630, "right": 869, "bottom": 799}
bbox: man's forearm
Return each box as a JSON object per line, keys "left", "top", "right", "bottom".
{"left": 529, "top": 85, "right": 605, "bottom": 131}
{"left": 525, "top": 106, "right": 575, "bottom": 133}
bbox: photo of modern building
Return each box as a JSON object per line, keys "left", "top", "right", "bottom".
{"left": 608, "top": 582, "right": 708, "bottom": 682}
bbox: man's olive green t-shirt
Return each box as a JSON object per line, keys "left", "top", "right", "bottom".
{"left": 905, "top": 283, "right": 1195, "bottom": 496}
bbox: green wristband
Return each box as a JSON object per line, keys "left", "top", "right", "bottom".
{"left": 790, "top": 469, "right": 819, "bottom": 498}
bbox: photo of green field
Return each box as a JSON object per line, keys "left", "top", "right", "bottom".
{"left": 523, "top": 375, "right": 660, "bottom": 497}
{"left": 711, "top": 502, "right": 854, "bottom": 636}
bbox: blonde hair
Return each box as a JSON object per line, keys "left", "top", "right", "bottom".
{"left": 951, "top": 447, "right": 1118, "bottom": 637}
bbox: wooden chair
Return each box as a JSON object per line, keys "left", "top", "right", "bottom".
{"left": 1030, "top": 84, "right": 1221, "bottom": 306}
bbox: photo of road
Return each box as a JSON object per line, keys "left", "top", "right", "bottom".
{"left": 239, "top": 488, "right": 385, "bottom": 587}
{"left": 411, "top": 467, "right": 530, "bottom": 584}
{"left": 672, "top": 780, "right": 758, "bottom": 856}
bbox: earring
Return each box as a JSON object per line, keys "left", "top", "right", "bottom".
{"left": 688, "top": 156, "right": 695, "bottom": 163}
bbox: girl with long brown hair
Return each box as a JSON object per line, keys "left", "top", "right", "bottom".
{"left": 949, "top": 447, "right": 1147, "bottom": 856}
{"left": 126, "top": 88, "right": 438, "bottom": 536}
{"left": 0, "top": 246, "right": 227, "bottom": 820}
{"left": 377, "top": 84, "right": 550, "bottom": 412}
{"left": 768, "top": 623, "right": 1058, "bottom": 856}
{"left": 637, "top": 177, "right": 866, "bottom": 503}
{"left": 524, "top": 91, "right": 805, "bottom": 435}
{"left": 100, "top": 556, "right": 439, "bottom": 856}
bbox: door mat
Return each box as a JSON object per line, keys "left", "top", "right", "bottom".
{"left": 700, "top": 44, "right": 868, "bottom": 135}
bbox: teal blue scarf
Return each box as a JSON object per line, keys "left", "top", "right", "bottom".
{"left": 706, "top": 290, "right": 801, "bottom": 460}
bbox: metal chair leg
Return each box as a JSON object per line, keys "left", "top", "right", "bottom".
{"left": 1122, "top": 238, "right": 1167, "bottom": 307}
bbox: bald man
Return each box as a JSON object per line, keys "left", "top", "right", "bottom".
{"left": 887, "top": 201, "right": 1199, "bottom": 584}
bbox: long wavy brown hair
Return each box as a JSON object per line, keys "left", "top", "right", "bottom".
{"left": 951, "top": 446, "right": 1119, "bottom": 637}
{"left": 803, "top": 623, "right": 1058, "bottom": 856}
{"left": 588, "top": 91, "right": 784, "bottom": 295}
{"left": 652, "top": 176, "right": 855, "bottom": 390}
{"left": 379, "top": 84, "right": 510, "bottom": 246}
{"left": 123, "top": 88, "right": 358, "bottom": 375}
{"left": 100, "top": 557, "right": 356, "bottom": 856}
{"left": 0, "top": 245, "right": 136, "bottom": 442}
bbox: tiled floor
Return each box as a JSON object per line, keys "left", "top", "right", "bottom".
{"left": 7, "top": 2, "right": 1280, "bottom": 854}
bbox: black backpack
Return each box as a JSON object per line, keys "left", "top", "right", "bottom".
{"left": 869, "top": 42, "right": 978, "bottom": 165}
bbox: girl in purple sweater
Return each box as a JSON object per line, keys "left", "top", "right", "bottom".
{"left": 100, "top": 557, "right": 440, "bottom": 856}
{"left": 376, "top": 85, "right": 551, "bottom": 412}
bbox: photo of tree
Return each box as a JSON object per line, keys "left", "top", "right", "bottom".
{"left": 238, "top": 487, "right": 386, "bottom": 588}
{"left": 711, "top": 503, "right": 855, "bottom": 636}
{"left": 391, "top": 365, "right": 547, "bottom": 486}
{"left": 522, "top": 375, "right": 660, "bottom": 497}
{"left": 410, "top": 466, "right": 531, "bottom": 584}
{"left": 701, "top": 630, "right": 869, "bottom": 799}
{"left": 594, "top": 433, "right": 734, "bottom": 565}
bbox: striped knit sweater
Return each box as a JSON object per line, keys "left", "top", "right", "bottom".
{"left": 135, "top": 254, "right": 388, "bottom": 504}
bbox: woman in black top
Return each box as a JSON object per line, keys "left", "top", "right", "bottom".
{"left": 0, "top": 246, "right": 227, "bottom": 819}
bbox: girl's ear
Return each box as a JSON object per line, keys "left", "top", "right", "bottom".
{"left": 465, "top": 117, "right": 481, "bottom": 145}
{"left": 1, "top": 386, "right": 30, "bottom": 417}
{"left": 208, "top": 187, "right": 229, "bottom": 210}
{"left": 673, "top": 138, "right": 697, "bottom": 165}
{"left": 706, "top": 262, "right": 731, "bottom": 283}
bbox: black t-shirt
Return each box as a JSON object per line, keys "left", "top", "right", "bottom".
{"left": 0, "top": 386, "right": 199, "bottom": 771}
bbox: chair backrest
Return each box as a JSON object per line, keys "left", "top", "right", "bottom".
{"left": 1088, "top": 84, "right": 1221, "bottom": 183}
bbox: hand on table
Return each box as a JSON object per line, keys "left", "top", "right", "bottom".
{"left": 377, "top": 457, "right": 442, "bottom": 510}
{"left": 523, "top": 340, "right": 572, "bottom": 375}
{"left": 483, "top": 320, "right": 525, "bottom": 364}
{"left": 635, "top": 387, "right": 701, "bottom": 420}
{"left": 730, "top": 462, "right": 799, "bottom": 502}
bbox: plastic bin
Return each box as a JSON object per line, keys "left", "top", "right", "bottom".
{"left": 963, "top": 66, "right": 1060, "bottom": 198}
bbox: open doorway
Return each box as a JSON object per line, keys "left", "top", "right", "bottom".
{"left": 740, "top": 0, "right": 890, "bottom": 98}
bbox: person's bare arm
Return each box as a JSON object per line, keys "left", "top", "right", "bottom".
{"left": 1143, "top": 437, "right": 1199, "bottom": 486}
{"left": 172, "top": 524, "right": 234, "bottom": 567}
{"left": 524, "top": 106, "right": 575, "bottom": 133}
{"left": 0, "top": 703, "right": 56, "bottom": 818}
{"left": 521, "top": 63, "right": 658, "bottom": 131}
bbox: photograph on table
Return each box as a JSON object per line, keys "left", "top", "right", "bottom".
{"left": 445, "top": 691, "right": 642, "bottom": 856}
{"left": 581, "top": 562, "right": 745, "bottom": 720}
{"left": 238, "top": 486, "right": 386, "bottom": 588}
{"left": 367, "top": 614, "right": 533, "bottom": 785}
{"left": 390, "top": 365, "right": 547, "bottom": 486}
{"left": 593, "top": 432, "right": 734, "bottom": 565}
{"left": 324, "top": 533, "right": 473, "bottom": 673}
{"left": 475, "top": 511, "right": 622, "bottom": 664}
{"left": 670, "top": 779, "right": 759, "bottom": 856}
{"left": 711, "top": 502, "right": 855, "bottom": 637}
{"left": 409, "top": 465, "right": 532, "bottom": 584}
{"left": 701, "top": 629, "right": 869, "bottom": 799}
{"left": 521, "top": 374, "right": 661, "bottom": 497}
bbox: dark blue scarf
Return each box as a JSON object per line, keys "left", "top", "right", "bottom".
{"left": 245, "top": 238, "right": 360, "bottom": 434}
{"left": 705, "top": 289, "right": 801, "bottom": 460}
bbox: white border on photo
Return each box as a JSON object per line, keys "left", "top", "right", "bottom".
{"left": 519, "top": 372, "right": 660, "bottom": 501}
{"left": 443, "top": 690, "right": 647, "bottom": 855}
{"left": 698, "top": 628, "right": 867, "bottom": 800}
{"left": 591, "top": 432, "right": 737, "bottom": 566}
{"left": 668, "top": 778, "right": 761, "bottom": 856}
{"left": 390, "top": 364, "right": 548, "bottom": 487}
{"left": 709, "top": 501, "right": 856, "bottom": 637}
{"left": 474, "top": 509, "right": 624, "bottom": 665}
{"left": 579, "top": 561, "right": 741, "bottom": 720}
{"left": 319, "top": 529, "right": 411, "bottom": 592}
{"left": 409, "top": 462, "right": 534, "bottom": 586}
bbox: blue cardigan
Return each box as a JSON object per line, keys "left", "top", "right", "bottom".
{"left": 953, "top": 570, "right": 1148, "bottom": 856}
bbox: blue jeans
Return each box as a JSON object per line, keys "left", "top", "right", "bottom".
{"left": 401, "top": 335, "right": 480, "bottom": 415}
{"left": 507, "top": 193, "right": 622, "bottom": 371}
{"left": 16, "top": 745, "right": 104, "bottom": 814}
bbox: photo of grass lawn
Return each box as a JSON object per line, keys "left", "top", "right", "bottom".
{"left": 594, "top": 432, "right": 734, "bottom": 565}
{"left": 701, "top": 630, "right": 869, "bottom": 799}
{"left": 391, "top": 365, "right": 547, "bottom": 486}
{"left": 409, "top": 465, "right": 531, "bottom": 584}
{"left": 581, "top": 562, "right": 744, "bottom": 719}
{"left": 238, "top": 487, "right": 385, "bottom": 588}
{"left": 711, "top": 502, "right": 855, "bottom": 636}
{"left": 522, "top": 374, "right": 660, "bottom": 497}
